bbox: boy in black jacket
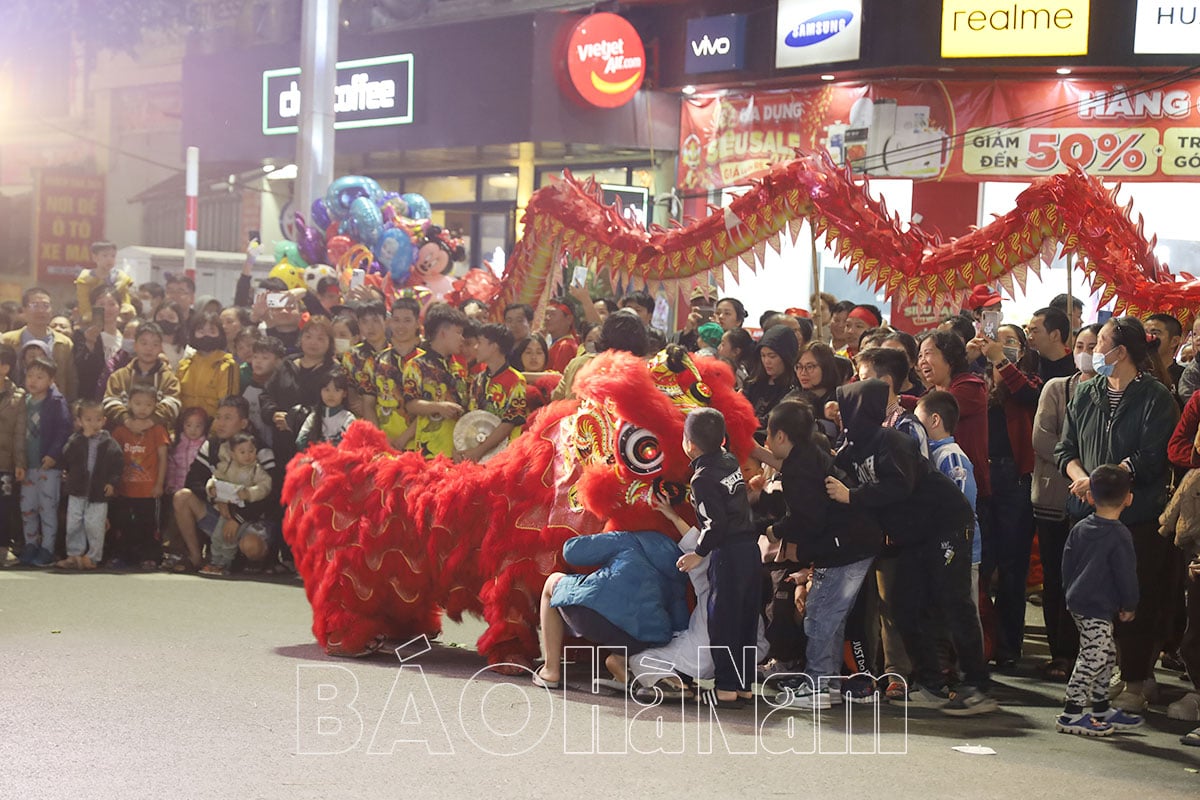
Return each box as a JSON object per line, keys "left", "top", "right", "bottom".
{"left": 57, "top": 399, "right": 124, "bottom": 569}
{"left": 1056, "top": 464, "right": 1143, "bottom": 736}
{"left": 666, "top": 407, "right": 759, "bottom": 707}
{"left": 764, "top": 400, "right": 881, "bottom": 709}
{"left": 824, "top": 380, "right": 996, "bottom": 715}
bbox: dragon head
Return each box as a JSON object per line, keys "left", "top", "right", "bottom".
{"left": 562, "top": 345, "right": 759, "bottom": 534}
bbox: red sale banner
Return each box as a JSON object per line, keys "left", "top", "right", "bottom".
{"left": 678, "top": 79, "right": 1200, "bottom": 189}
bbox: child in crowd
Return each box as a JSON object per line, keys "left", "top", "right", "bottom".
{"left": 916, "top": 391, "right": 984, "bottom": 605}
{"left": 75, "top": 240, "right": 132, "bottom": 324}
{"left": 459, "top": 323, "right": 526, "bottom": 462}
{"left": 825, "top": 379, "right": 996, "bottom": 715}
{"left": 20, "top": 358, "right": 71, "bottom": 566}
{"left": 0, "top": 344, "right": 26, "bottom": 561}
{"left": 103, "top": 321, "right": 181, "bottom": 430}
{"left": 1056, "top": 464, "right": 1144, "bottom": 736}
{"left": 110, "top": 385, "right": 170, "bottom": 569}
{"left": 241, "top": 336, "right": 286, "bottom": 448}
{"left": 763, "top": 400, "right": 881, "bottom": 709}
{"left": 176, "top": 312, "right": 238, "bottom": 417}
{"left": 296, "top": 367, "right": 355, "bottom": 450}
{"left": 203, "top": 431, "right": 272, "bottom": 575}
{"left": 402, "top": 305, "right": 469, "bottom": 459}
{"left": 655, "top": 407, "right": 759, "bottom": 707}
{"left": 57, "top": 399, "right": 124, "bottom": 569}
{"left": 856, "top": 346, "right": 929, "bottom": 457}
{"left": 167, "top": 408, "right": 209, "bottom": 500}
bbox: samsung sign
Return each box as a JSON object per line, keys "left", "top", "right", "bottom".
{"left": 775, "top": 0, "right": 863, "bottom": 68}
{"left": 685, "top": 14, "right": 747, "bottom": 74}
{"left": 1134, "top": 1, "right": 1200, "bottom": 54}
{"left": 262, "top": 53, "right": 414, "bottom": 136}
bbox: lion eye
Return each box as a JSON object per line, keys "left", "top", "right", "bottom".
{"left": 618, "top": 424, "right": 663, "bottom": 476}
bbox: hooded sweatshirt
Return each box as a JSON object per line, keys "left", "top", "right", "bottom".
{"left": 834, "top": 380, "right": 974, "bottom": 546}
{"left": 1062, "top": 513, "right": 1139, "bottom": 620}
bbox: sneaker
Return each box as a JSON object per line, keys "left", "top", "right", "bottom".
{"left": 904, "top": 685, "right": 951, "bottom": 708}
{"left": 1167, "top": 692, "right": 1200, "bottom": 722}
{"left": 17, "top": 543, "right": 39, "bottom": 566}
{"left": 1095, "top": 708, "right": 1144, "bottom": 730}
{"left": 32, "top": 548, "right": 56, "bottom": 567}
{"left": 1056, "top": 713, "right": 1114, "bottom": 737}
{"left": 842, "top": 675, "right": 879, "bottom": 704}
{"left": 776, "top": 685, "right": 832, "bottom": 710}
{"left": 941, "top": 688, "right": 1000, "bottom": 716}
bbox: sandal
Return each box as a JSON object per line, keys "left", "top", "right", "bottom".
{"left": 199, "top": 564, "right": 227, "bottom": 576}
{"left": 172, "top": 558, "right": 202, "bottom": 574}
{"left": 78, "top": 556, "right": 97, "bottom": 570}
{"left": 54, "top": 556, "right": 80, "bottom": 570}
{"left": 532, "top": 668, "right": 561, "bottom": 689}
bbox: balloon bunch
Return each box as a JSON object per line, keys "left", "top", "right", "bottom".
{"left": 284, "top": 175, "right": 447, "bottom": 293}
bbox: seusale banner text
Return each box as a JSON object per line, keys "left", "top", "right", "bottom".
{"left": 678, "top": 79, "right": 1200, "bottom": 189}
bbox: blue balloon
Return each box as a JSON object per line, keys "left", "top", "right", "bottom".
{"left": 311, "top": 198, "right": 332, "bottom": 229}
{"left": 349, "top": 195, "right": 384, "bottom": 246}
{"left": 401, "top": 192, "right": 432, "bottom": 221}
{"left": 376, "top": 227, "right": 415, "bottom": 285}
{"left": 325, "top": 176, "right": 375, "bottom": 221}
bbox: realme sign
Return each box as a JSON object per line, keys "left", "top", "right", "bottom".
{"left": 941, "top": 0, "right": 1090, "bottom": 57}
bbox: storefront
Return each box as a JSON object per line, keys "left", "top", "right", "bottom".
{"left": 180, "top": 10, "right": 678, "bottom": 271}
{"left": 647, "top": 0, "right": 1200, "bottom": 331}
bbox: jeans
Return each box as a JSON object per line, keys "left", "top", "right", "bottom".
{"left": 66, "top": 496, "right": 108, "bottom": 561}
{"left": 893, "top": 525, "right": 990, "bottom": 692}
{"left": 804, "top": 557, "right": 875, "bottom": 687}
{"left": 984, "top": 458, "right": 1035, "bottom": 660}
{"left": 21, "top": 468, "right": 61, "bottom": 551}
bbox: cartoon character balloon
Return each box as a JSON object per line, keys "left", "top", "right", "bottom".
{"left": 274, "top": 240, "right": 309, "bottom": 269}
{"left": 400, "top": 192, "right": 432, "bottom": 221}
{"left": 375, "top": 227, "right": 416, "bottom": 286}
{"left": 325, "top": 176, "right": 385, "bottom": 221}
{"left": 409, "top": 225, "right": 465, "bottom": 300}
{"left": 304, "top": 264, "right": 337, "bottom": 292}
{"left": 269, "top": 258, "right": 307, "bottom": 290}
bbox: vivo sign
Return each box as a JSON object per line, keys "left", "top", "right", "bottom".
{"left": 775, "top": 0, "right": 863, "bottom": 69}
{"left": 262, "top": 53, "right": 414, "bottom": 135}
{"left": 685, "top": 14, "right": 747, "bottom": 74}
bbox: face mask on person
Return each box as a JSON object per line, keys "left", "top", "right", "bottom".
{"left": 157, "top": 321, "right": 178, "bottom": 336}
{"left": 192, "top": 335, "right": 224, "bottom": 353}
{"left": 334, "top": 338, "right": 352, "bottom": 355}
{"left": 1092, "top": 348, "right": 1116, "bottom": 378}
{"left": 1075, "top": 351, "right": 1095, "bottom": 375}
{"left": 1002, "top": 346, "right": 1020, "bottom": 364}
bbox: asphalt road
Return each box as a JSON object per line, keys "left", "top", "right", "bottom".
{"left": 2, "top": 569, "right": 1198, "bottom": 799}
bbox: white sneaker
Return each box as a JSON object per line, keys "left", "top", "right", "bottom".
{"left": 1168, "top": 692, "right": 1200, "bottom": 721}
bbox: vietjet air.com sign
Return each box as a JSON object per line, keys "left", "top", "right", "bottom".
{"left": 564, "top": 13, "right": 646, "bottom": 109}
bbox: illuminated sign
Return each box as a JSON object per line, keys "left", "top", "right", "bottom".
{"left": 941, "top": 0, "right": 1090, "bottom": 57}
{"left": 775, "top": 0, "right": 863, "bottom": 68}
{"left": 685, "top": 14, "right": 747, "bottom": 74}
{"left": 262, "top": 53, "right": 414, "bottom": 135}
{"left": 565, "top": 13, "right": 646, "bottom": 108}
{"left": 1134, "top": 1, "right": 1200, "bottom": 54}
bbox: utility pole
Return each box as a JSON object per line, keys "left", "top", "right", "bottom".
{"left": 296, "top": 0, "right": 339, "bottom": 227}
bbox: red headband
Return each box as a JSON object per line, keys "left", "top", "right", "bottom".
{"left": 848, "top": 306, "right": 881, "bottom": 327}
{"left": 548, "top": 302, "right": 573, "bottom": 318}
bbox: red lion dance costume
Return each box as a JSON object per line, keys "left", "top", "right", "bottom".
{"left": 282, "top": 348, "right": 758, "bottom": 665}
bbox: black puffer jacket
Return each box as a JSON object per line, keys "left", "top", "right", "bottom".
{"left": 834, "top": 380, "right": 974, "bottom": 545}
{"left": 62, "top": 431, "right": 124, "bottom": 502}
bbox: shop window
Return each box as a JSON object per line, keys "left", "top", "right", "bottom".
{"left": 403, "top": 175, "right": 476, "bottom": 204}
{"left": 481, "top": 173, "right": 518, "bottom": 202}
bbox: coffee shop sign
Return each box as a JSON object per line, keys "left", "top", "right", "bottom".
{"left": 262, "top": 53, "right": 414, "bottom": 135}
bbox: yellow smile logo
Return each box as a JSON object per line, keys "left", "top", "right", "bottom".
{"left": 590, "top": 70, "right": 643, "bottom": 95}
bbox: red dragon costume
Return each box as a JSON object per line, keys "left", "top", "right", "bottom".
{"left": 286, "top": 149, "right": 1184, "bottom": 664}
{"left": 283, "top": 348, "right": 758, "bottom": 665}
